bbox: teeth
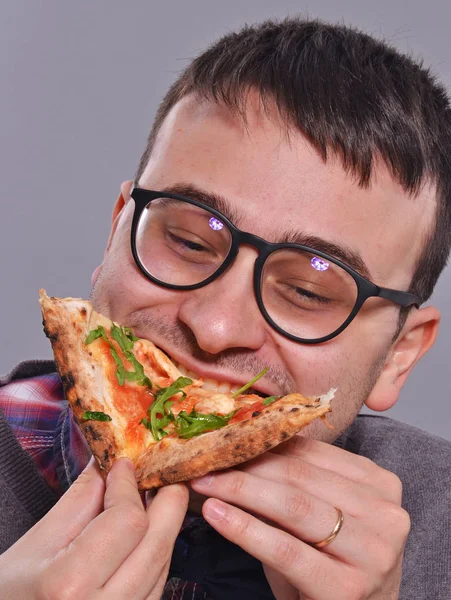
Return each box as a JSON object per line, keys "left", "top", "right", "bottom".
{"left": 177, "top": 364, "right": 188, "bottom": 376}
{"left": 176, "top": 362, "right": 239, "bottom": 394}
{"left": 202, "top": 378, "right": 219, "bottom": 391}
{"left": 218, "top": 382, "right": 234, "bottom": 393}
{"left": 175, "top": 362, "right": 199, "bottom": 379}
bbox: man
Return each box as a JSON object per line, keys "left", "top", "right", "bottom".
{"left": 0, "top": 17, "right": 450, "bottom": 600}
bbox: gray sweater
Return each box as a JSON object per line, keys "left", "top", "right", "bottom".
{"left": 0, "top": 362, "right": 450, "bottom": 599}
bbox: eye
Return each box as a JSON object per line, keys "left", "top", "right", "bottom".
{"left": 168, "top": 232, "right": 206, "bottom": 252}
{"left": 295, "top": 287, "right": 332, "bottom": 305}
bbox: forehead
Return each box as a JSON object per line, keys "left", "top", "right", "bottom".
{"left": 139, "top": 94, "right": 436, "bottom": 289}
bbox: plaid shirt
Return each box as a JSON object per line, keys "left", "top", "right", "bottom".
{"left": 0, "top": 369, "right": 273, "bottom": 600}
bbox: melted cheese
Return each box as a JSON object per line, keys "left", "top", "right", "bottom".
{"left": 186, "top": 388, "right": 236, "bottom": 416}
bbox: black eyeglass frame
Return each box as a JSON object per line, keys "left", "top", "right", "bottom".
{"left": 130, "top": 185, "right": 420, "bottom": 344}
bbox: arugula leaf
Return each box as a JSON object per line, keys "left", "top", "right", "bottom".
{"left": 82, "top": 410, "right": 112, "bottom": 422}
{"left": 85, "top": 325, "right": 109, "bottom": 345}
{"left": 231, "top": 367, "right": 269, "bottom": 398}
{"left": 110, "top": 324, "right": 152, "bottom": 388}
{"left": 174, "top": 410, "right": 233, "bottom": 439}
{"left": 85, "top": 325, "right": 152, "bottom": 389}
{"left": 124, "top": 327, "right": 139, "bottom": 342}
{"left": 110, "top": 324, "right": 134, "bottom": 353}
{"left": 155, "top": 377, "right": 193, "bottom": 403}
{"left": 148, "top": 377, "right": 193, "bottom": 441}
{"left": 85, "top": 327, "right": 105, "bottom": 345}
{"left": 109, "top": 343, "right": 126, "bottom": 385}
{"left": 140, "top": 416, "right": 151, "bottom": 429}
{"left": 263, "top": 396, "right": 279, "bottom": 406}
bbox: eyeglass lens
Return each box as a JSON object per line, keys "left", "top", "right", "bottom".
{"left": 135, "top": 197, "right": 358, "bottom": 340}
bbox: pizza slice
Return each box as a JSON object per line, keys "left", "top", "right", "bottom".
{"left": 39, "top": 290, "right": 334, "bottom": 489}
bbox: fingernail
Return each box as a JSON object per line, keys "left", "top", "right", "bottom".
{"left": 204, "top": 499, "right": 226, "bottom": 521}
{"left": 192, "top": 473, "right": 214, "bottom": 487}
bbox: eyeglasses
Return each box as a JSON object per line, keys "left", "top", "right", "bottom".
{"left": 129, "top": 186, "right": 419, "bottom": 344}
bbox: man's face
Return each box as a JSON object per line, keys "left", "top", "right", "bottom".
{"left": 91, "top": 93, "right": 433, "bottom": 441}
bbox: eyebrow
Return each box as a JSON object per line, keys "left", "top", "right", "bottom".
{"left": 276, "top": 229, "right": 372, "bottom": 279}
{"left": 161, "top": 183, "right": 240, "bottom": 224}
{"left": 159, "top": 183, "right": 372, "bottom": 280}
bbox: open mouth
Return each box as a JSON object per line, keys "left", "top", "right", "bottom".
{"left": 174, "top": 360, "right": 268, "bottom": 397}
{"left": 131, "top": 334, "right": 274, "bottom": 399}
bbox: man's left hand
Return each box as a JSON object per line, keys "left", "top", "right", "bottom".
{"left": 191, "top": 435, "right": 410, "bottom": 600}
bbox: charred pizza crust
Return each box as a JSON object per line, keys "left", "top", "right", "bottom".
{"left": 135, "top": 393, "right": 331, "bottom": 487}
{"left": 40, "top": 291, "right": 124, "bottom": 474}
{"left": 39, "top": 290, "right": 332, "bottom": 489}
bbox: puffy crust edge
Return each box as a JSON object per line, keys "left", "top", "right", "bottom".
{"left": 39, "top": 290, "right": 126, "bottom": 476}
{"left": 135, "top": 394, "right": 331, "bottom": 489}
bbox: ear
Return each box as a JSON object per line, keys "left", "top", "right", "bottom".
{"left": 91, "top": 180, "right": 134, "bottom": 287}
{"left": 364, "top": 306, "right": 440, "bottom": 412}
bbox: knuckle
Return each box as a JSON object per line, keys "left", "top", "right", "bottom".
{"left": 376, "top": 542, "right": 401, "bottom": 577}
{"left": 380, "top": 469, "right": 403, "bottom": 501}
{"left": 234, "top": 512, "right": 253, "bottom": 538}
{"left": 353, "top": 457, "right": 392, "bottom": 489}
{"left": 340, "top": 574, "right": 368, "bottom": 600}
{"left": 38, "top": 570, "right": 83, "bottom": 600}
{"left": 387, "top": 471, "right": 403, "bottom": 496}
{"left": 120, "top": 505, "right": 149, "bottom": 535}
{"left": 399, "top": 507, "right": 412, "bottom": 537}
{"left": 225, "top": 471, "right": 247, "bottom": 497}
{"left": 357, "top": 455, "right": 379, "bottom": 477}
{"left": 377, "top": 501, "right": 411, "bottom": 536}
{"left": 271, "top": 537, "right": 299, "bottom": 570}
{"left": 285, "top": 457, "right": 309, "bottom": 483}
{"left": 284, "top": 491, "right": 311, "bottom": 520}
{"left": 392, "top": 506, "right": 411, "bottom": 539}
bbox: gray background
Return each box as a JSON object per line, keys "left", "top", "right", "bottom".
{"left": 1, "top": 1, "right": 449, "bottom": 439}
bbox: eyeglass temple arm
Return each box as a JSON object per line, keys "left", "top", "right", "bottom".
{"left": 377, "top": 287, "right": 420, "bottom": 308}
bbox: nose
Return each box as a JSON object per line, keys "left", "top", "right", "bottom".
{"left": 177, "top": 248, "right": 268, "bottom": 354}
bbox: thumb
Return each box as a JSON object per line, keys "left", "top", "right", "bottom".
{"left": 29, "top": 456, "right": 105, "bottom": 556}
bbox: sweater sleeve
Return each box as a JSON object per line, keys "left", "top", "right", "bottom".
{"left": 344, "top": 414, "right": 451, "bottom": 600}
{"left": 0, "top": 405, "right": 58, "bottom": 554}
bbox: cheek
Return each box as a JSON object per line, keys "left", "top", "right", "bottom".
{"left": 282, "top": 345, "right": 340, "bottom": 397}
{"left": 90, "top": 217, "right": 183, "bottom": 324}
{"left": 281, "top": 332, "right": 389, "bottom": 440}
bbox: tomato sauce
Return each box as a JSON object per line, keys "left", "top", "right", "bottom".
{"left": 170, "top": 395, "right": 197, "bottom": 416}
{"left": 230, "top": 400, "right": 266, "bottom": 424}
{"left": 96, "top": 339, "right": 154, "bottom": 412}
{"left": 93, "top": 338, "right": 156, "bottom": 447}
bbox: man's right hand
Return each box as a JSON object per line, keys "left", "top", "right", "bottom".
{"left": 0, "top": 457, "right": 188, "bottom": 599}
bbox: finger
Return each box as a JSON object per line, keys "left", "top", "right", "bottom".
{"left": 202, "top": 499, "right": 354, "bottom": 600}
{"left": 192, "top": 471, "right": 365, "bottom": 564}
{"left": 263, "top": 566, "right": 299, "bottom": 600}
{"left": 143, "top": 559, "right": 172, "bottom": 600}
{"left": 29, "top": 456, "right": 105, "bottom": 556}
{"left": 272, "top": 436, "right": 402, "bottom": 503}
{"left": 50, "top": 458, "right": 149, "bottom": 592}
{"left": 240, "top": 452, "right": 398, "bottom": 513}
{"left": 102, "top": 484, "right": 188, "bottom": 598}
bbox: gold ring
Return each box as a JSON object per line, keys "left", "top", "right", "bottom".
{"left": 313, "top": 507, "right": 344, "bottom": 549}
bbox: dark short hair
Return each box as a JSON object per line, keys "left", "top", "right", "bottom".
{"left": 135, "top": 18, "right": 451, "bottom": 308}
